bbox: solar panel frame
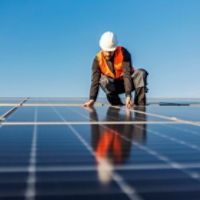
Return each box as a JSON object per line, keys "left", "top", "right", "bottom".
{"left": 1, "top": 97, "right": 200, "bottom": 200}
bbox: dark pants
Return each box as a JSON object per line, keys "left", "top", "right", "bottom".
{"left": 99, "top": 69, "right": 148, "bottom": 105}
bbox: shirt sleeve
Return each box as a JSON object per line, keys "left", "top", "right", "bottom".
{"left": 89, "top": 57, "right": 101, "bottom": 101}
{"left": 122, "top": 47, "right": 133, "bottom": 97}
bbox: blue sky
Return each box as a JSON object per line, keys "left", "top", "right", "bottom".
{"left": 0, "top": 0, "right": 200, "bottom": 98}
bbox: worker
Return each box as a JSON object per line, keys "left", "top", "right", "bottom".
{"left": 82, "top": 31, "right": 148, "bottom": 108}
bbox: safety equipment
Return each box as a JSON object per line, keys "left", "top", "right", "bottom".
{"left": 96, "top": 46, "right": 134, "bottom": 79}
{"left": 97, "top": 46, "right": 123, "bottom": 79}
{"left": 99, "top": 32, "right": 118, "bottom": 51}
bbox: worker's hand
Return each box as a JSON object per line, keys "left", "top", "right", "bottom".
{"left": 83, "top": 106, "right": 94, "bottom": 113}
{"left": 126, "top": 96, "right": 134, "bottom": 109}
{"left": 82, "top": 99, "right": 95, "bottom": 107}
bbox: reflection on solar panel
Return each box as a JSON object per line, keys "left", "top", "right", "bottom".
{"left": 0, "top": 97, "right": 200, "bottom": 200}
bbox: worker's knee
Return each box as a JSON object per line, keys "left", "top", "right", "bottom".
{"left": 134, "top": 69, "right": 148, "bottom": 78}
{"left": 132, "top": 69, "right": 148, "bottom": 89}
{"left": 99, "top": 75, "right": 115, "bottom": 94}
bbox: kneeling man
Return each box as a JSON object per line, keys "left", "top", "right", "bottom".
{"left": 83, "top": 31, "right": 148, "bottom": 108}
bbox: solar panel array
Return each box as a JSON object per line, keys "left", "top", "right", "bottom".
{"left": 0, "top": 97, "right": 200, "bottom": 200}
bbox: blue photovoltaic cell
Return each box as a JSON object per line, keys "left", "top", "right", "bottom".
{"left": 0, "top": 106, "right": 13, "bottom": 117}
{"left": 0, "top": 126, "right": 38, "bottom": 198}
{"left": 36, "top": 125, "right": 95, "bottom": 166}
{"left": 35, "top": 171, "right": 130, "bottom": 200}
{"left": 0, "top": 126, "right": 33, "bottom": 167}
{"left": 145, "top": 106, "right": 200, "bottom": 121}
{"left": 37, "top": 107, "right": 63, "bottom": 121}
{"left": 6, "top": 106, "right": 36, "bottom": 122}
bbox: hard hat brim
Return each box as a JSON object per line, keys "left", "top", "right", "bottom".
{"left": 100, "top": 46, "right": 117, "bottom": 52}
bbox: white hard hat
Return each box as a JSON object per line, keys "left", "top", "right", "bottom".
{"left": 99, "top": 31, "right": 118, "bottom": 51}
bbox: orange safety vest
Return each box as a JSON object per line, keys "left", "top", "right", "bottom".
{"left": 96, "top": 46, "right": 134, "bottom": 79}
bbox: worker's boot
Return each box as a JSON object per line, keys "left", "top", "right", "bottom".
{"left": 134, "top": 87, "right": 146, "bottom": 106}
{"left": 106, "top": 92, "right": 124, "bottom": 106}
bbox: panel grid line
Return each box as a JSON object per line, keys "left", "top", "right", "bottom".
{"left": 96, "top": 109, "right": 200, "bottom": 149}
{"left": 51, "top": 106, "right": 143, "bottom": 200}
{"left": 1, "top": 102, "right": 200, "bottom": 199}
{"left": 163, "top": 124, "right": 200, "bottom": 136}
{"left": 114, "top": 106, "right": 200, "bottom": 127}
{"left": 1, "top": 162, "right": 200, "bottom": 173}
{"left": 1, "top": 121, "right": 187, "bottom": 125}
{"left": 25, "top": 105, "right": 37, "bottom": 200}
{"left": 92, "top": 108, "right": 200, "bottom": 179}
{"left": 67, "top": 106, "right": 200, "bottom": 184}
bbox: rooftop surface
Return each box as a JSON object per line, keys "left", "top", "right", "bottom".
{"left": 0, "top": 97, "right": 200, "bottom": 200}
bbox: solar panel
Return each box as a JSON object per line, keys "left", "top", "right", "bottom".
{"left": 144, "top": 106, "right": 200, "bottom": 121}
{"left": 0, "top": 106, "right": 14, "bottom": 117}
{"left": 25, "top": 99, "right": 86, "bottom": 104}
{"left": 5, "top": 106, "right": 173, "bottom": 123}
{"left": 0, "top": 97, "right": 200, "bottom": 200}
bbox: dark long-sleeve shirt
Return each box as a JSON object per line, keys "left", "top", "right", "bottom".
{"left": 89, "top": 47, "right": 133, "bottom": 101}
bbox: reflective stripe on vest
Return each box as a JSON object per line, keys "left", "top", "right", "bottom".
{"left": 96, "top": 46, "right": 124, "bottom": 79}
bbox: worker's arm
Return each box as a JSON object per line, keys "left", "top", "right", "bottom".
{"left": 122, "top": 47, "right": 134, "bottom": 108}
{"left": 82, "top": 57, "right": 101, "bottom": 107}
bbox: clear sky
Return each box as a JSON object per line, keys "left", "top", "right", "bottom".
{"left": 0, "top": 0, "right": 200, "bottom": 98}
